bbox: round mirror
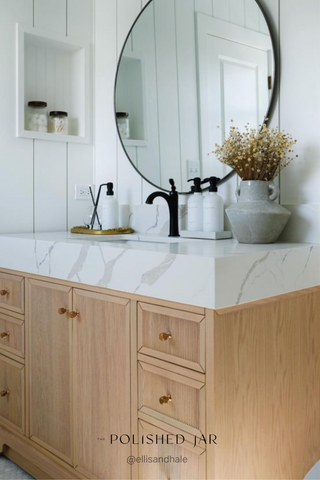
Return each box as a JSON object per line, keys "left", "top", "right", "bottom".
{"left": 115, "top": 0, "right": 277, "bottom": 193}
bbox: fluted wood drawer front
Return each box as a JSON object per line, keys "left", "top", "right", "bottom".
{"left": 138, "top": 303, "right": 205, "bottom": 372}
{"left": 138, "top": 419, "right": 206, "bottom": 480}
{"left": 0, "top": 354, "right": 24, "bottom": 434}
{"left": 0, "top": 272, "right": 24, "bottom": 314}
{"left": 138, "top": 359, "right": 205, "bottom": 438}
{"left": 0, "top": 313, "right": 24, "bottom": 358}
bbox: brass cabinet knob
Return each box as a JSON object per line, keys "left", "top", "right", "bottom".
{"left": 0, "top": 290, "right": 8, "bottom": 296}
{"left": 58, "top": 308, "right": 69, "bottom": 315}
{"left": 0, "top": 332, "right": 9, "bottom": 339}
{"left": 159, "top": 394, "right": 172, "bottom": 405}
{"left": 0, "top": 390, "right": 9, "bottom": 397}
{"left": 159, "top": 332, "right": 172, "bottom": 342}
{"left": 69, "top": 311, "right": 80, "bottom": 319}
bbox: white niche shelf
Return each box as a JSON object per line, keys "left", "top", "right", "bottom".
{"left": 16, "top": 24, "right": 91, "bottom": 144}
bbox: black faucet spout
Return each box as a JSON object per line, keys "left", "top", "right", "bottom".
{"left": 145, "top": 181, "right": 180, "bottom": 238}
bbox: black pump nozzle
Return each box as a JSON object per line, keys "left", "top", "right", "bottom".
{"left": 169, "top": 178, "right": 177, "bottom": 194}
{"left": 106, "top": 182, "right": 114, "bottom": 196}
{"left": 188, "top": 177, "right": 202, "bottom": 193}
{"left": 201, "top": 176, "right": 221, "bottom": 193}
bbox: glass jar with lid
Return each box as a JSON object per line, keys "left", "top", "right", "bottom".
{"left": 49, "top": 111, "right": 69, "bottom": 135}
{"left": 28, "top": 101, "right": 48, "bottom": 132}
{"left": 116, "top": 112, "right": 130, "bottom": 139}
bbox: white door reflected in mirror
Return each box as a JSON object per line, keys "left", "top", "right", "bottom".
{"left": 115, "top": 0, "right": 276, "bottom": 193}
{"left": 198, "top": 14, "right": 272, "bottom": 182}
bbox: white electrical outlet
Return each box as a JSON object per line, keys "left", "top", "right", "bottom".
{"left": 187, "top": 160, "right": 201, "bottom": 180}
{"left": 75, "top": 185, "right": 92, "bottom": 200}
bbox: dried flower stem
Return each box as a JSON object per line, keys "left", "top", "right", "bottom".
{"left": 213, "top": 122, "right": 298, "bottom": 181}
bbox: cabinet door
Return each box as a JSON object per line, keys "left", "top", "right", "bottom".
{"left": 28, "top": 280, "right": 73, "bottom": 464}
{"left": 73, "top": 289, "right": 131, "bottom": 480}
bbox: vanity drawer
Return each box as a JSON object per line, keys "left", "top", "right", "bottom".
{"left": 0, "top": 313, "right": 24, "bottom": 358}
{"left": 138, "top": 303, "right": 205, "bottom": 372}
{"left": 0, "top": 272, "right": 24, "bottom": 314}
{"left": 138, "top": 359, "right": 205, "bottom": 437}
{"left": 0, "top": 354, "right": 24, "bottom": 433}
{"left": 138, "top": 419, "right": 206, "bottom": 480}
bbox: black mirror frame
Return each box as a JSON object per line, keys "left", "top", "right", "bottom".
{"left": 114, "top": 0, "right": 279, "bottom": 194}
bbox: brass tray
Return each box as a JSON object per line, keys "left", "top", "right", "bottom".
{"left": 71, "top": 226, "right": 134, "bottom": 235}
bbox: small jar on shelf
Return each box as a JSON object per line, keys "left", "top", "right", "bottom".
{"left": 28, "top": 101, "right": 48, "bottom": 132}
{"left": 49, "top": 111, "right": 69, "bottom": 135}
{"left": 116, "top": 112, "right": 130, "bottom": 139}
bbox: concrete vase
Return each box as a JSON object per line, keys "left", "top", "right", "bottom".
{"left": 226, "top": 181, "right": 291, "bottom": 244}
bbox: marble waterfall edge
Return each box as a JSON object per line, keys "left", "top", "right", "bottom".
{"left": 0, "top": 233, "right": 318, "bottom": 309}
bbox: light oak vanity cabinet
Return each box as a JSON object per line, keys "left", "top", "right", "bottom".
{"left": 0, "top": 269, "right": 319, "bottom": 480}
{"left": 27, "top": 279, "right": 131, "bottom": 479}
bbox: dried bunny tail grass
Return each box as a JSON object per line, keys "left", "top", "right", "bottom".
{"left": 213, "top": 122, "right": 298, "bottom": 181}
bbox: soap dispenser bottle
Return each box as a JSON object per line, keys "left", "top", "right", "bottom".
{"left": 101, "top": 183, "right": 119, "bottom": 230}
{"left": 187, "top": 177, "right": 203, "bottom": 232}
{"left": 202, "top": 177, "right": 224, "bottom": 232}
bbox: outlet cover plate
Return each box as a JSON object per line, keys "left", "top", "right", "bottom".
{"left": 75, "top": 185, "right": 91, "bottom": 200}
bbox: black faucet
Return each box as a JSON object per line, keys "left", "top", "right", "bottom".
{"left": 145, "top": 179, "right": 180, "bottom": 237}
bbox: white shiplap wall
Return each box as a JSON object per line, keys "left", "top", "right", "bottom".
{"left": 95, "top": 0, "right": 277, "bottom": 210}
{"left": 95, "top": 0, "right": 320, "bottom": 243}
{"left": 123, "top": 0, "right": 270, "bottom": 193}
{"left": 0, "top": 0, "right": 94, "bottom": 234}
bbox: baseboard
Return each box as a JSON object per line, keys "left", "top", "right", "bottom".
{"left": 3, "top": 448, "right": 49, "bottom": 479}
{"left": 0, "top": 424, "right": 85, "bottom": 480}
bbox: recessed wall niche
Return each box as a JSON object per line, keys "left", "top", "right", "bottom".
{"left": 116, "top": 52, "right": 148, "bottom": 147}
{"left": 16, "top": 24, "right": 91, "bottom": 144}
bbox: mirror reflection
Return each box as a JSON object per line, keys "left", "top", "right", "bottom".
{"left": 115, "top": 0, "right": 275, "bottom": 193}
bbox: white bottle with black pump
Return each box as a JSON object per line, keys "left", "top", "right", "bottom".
{"left": 202, "top": 177, "right": 224, "bottom": 232}
{"left": 187, "top": 177, "right": 203, "bottom": 232}
{"left": 101, "top": 182, "right": 119, "bottom": 230}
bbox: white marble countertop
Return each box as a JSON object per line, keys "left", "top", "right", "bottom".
{"left": 0, "top": 231, "right": 319, "bottom": 309}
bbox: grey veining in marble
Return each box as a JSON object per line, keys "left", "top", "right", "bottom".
{"left": 0, "top": 232, "right": 318, "bottom": 309}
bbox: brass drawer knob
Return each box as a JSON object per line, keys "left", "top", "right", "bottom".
{"left": 159, "top": 332, "right": 172, "bottom": 342}
{"left": 0, "top": 290, "right": 8, "bottom": 296}
{"left": 0, "top": 390, "right": 9, "bottom": 397}
{"left": 58, "top": 308, "right": 69, "bottom": 315}
{"left": 0, "top": 332, "right": 10, "bottom": 339}
{"left": 159, "top": 394, "right": 172, "bottom": 405}
{"left": 69, "top": 311, "right": 80, "bottom": 319}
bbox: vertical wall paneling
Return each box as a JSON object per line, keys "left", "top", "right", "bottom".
{"left": 194, "top": 0, "right": 213, "bottom": 16}
{"left": 212, "top": 0, "right": 230, "bottom": 21}
{"left": 67, "top": 0, "right": 94, "bottom": 229}
{"left": 94, "top": 0, "right": 118, "bottom": 194}
{"left": 140, "top": 0, "right": 167, "bottom": 201}
{"left": 153, "top": 0, "right": 182, "bottom": 190}
{"left": 279, "top": 0, "right": 320, "bottom": 205}
{"left": 258, "top": 0, "right": 280, "bottom": 201}
{"left": 278, "top": 0, "right": 320, "bottom": 242}
{"left": 93, "top": 0, "right": 319, "bottom": 243}
{"left": 132, "top": 2, "right": 161, "bottom": 192}
{"left": 34, "top": 0, "right": 68, "bottom": 231}
{"left": 244, "top": 0, "right": 261, "bottom": 31}
{"left": 34, "top": 141, "right": 67, "bottom": 231}
{"left": 175, "top": 0, "right": 201, "bottom": 187}
{"left": 67, "top": 0, "right": 93, "bottom": 39}
{"left": 67, "top": 144, "right": 93, "bottom": 228}
{"left": 229, "top": 0, "right": 245, "bottom": 26}
{"left": 0, "top": 0, "right": 34, "bottom": 234}
{"left": 34, "top": 0, "right": 67, "bottom": 36}
{"left": 117, "top": 0, "right": 143, "bottom": 205}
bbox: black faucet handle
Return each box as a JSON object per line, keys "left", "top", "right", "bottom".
{"left": 169, "top": 178, "right": 177, "bottom": 193}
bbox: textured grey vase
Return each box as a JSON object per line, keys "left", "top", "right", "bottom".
{"left": 226, "top": 181, "right": 291, "bottom": 244}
